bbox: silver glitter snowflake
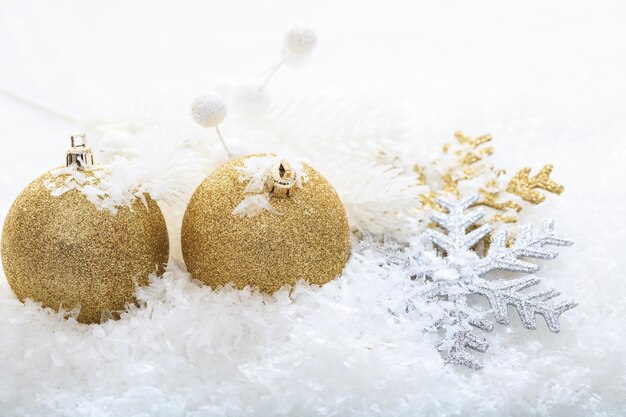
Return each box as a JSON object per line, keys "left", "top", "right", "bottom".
{"left": 424, "top": 195, "right": 577, "bottom": 370}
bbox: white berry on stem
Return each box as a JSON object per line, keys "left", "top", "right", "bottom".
{"left": 191, "top": 93, "right": 227, "bottom": 128}
{"left": 283, "top": 25, "right": 318, "bottom": 56}
{"left": 191, "top": 92, "right": 231, "bottom": 157}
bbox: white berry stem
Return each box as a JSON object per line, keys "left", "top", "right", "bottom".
{"left": 215, "top": 126, "right": 232, "bottom": 157}
{"left": 260, "top": 56, "right": 287, "bottom": 89}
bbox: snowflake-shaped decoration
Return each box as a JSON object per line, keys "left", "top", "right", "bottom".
{"left": 424, "top": 194, "right": 577, "bottom": 369}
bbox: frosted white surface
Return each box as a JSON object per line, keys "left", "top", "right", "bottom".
{"left": 0, "top": 1, "right": 625, "bottom": 416}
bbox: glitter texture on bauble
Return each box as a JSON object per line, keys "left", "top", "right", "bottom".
{"left": 181, "top": 154, "right": 350, "bottom": 293}
{"left": 1, "top": 136, "right": 169, "bottom": 324}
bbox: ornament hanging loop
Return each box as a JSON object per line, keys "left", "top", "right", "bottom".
{"left": 265, "top": 160, "right": 297, "bottom": 198}
{"left": 66, "top": 133, "right": 94, "bottom": 168}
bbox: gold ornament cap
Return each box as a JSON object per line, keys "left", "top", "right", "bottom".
{"left": 264, "top": 159, "right": 298, "bottom": 198}
{"left": 66, "top": 133, "right": 94, "bottom": 168}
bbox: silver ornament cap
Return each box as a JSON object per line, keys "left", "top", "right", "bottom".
{"left": 66, "top": 133, "right": 94, "bottom": 168}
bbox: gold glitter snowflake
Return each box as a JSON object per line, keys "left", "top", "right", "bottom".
{"left": 416, "top": 131, "right": 564, "bottom": 226}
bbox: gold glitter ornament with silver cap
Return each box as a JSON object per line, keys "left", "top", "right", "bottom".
{"left": 181, "top": 154, "right": 350, "bottom": 293}
{"left": 1, "top": 134, "right": 169, "bottom": 324}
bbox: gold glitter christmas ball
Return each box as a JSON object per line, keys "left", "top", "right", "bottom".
{"left": 1, "top": 147, "right": 169, "bottom": 324}
{"left": 181, "top": 154, "right": 350, "bottom": 293}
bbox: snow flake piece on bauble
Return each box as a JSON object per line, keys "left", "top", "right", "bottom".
{"left": 232, "top": 194, "right": 279, "bottom": 217}
{"left": 181, "top": 153, "right": 350, "bottom": 294}
{"left": 424, "top": 194, "right": 576, "bottom": 370}
{"left": 231, "top": 154, "right": 308, "bottom": 217}
{"left": 43, "top": 165, "right": 143, "bottom": 215}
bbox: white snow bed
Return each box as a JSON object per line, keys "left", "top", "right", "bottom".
{"left": 0, "top": 1, "right": 625, "bottom": 416}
